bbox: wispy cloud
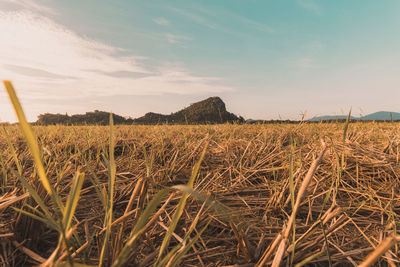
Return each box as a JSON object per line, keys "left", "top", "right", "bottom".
{"left": 2, "top": 0, "right": 56, "bottom": 14}
{"left": 169, "top": 7, "right": 219, "bottom": 30}
{"left": 297, "top": 0, "right": 322, "bottom": 15}
{"left": 169, "top": 6, "right": 274, "bottom": 36}
{"left": 165, "top": 33, "right": 192, "bottom": 44}
{"left": 153, "top": 17, "right": 170, "bottom": 26}
{"left": 4, "top": 64, "right": 76, "bottom": 80}
{"left": 238, "top": 16, "right": 274, "bottom": 33}
{"left": 291, "top": 57, "right": 320, "bottom": 69}
{"left": 0, "top": 9, "right": 231, "bottom": 104}
{"left": 202, "top": 8, "right": 275, "bottom": 34}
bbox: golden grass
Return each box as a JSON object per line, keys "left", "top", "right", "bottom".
{"left": 1, "top": 82, "right": 400, "bottom": 266}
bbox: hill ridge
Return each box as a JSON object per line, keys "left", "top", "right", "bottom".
{"left": 310, "top": 111, "right": 400, "bottom": 121}
{"left": 133, "top": 96, "right": 242, "bottom": 124}
{"left": 36, "top": 96, "right": 243, "bottom": 125}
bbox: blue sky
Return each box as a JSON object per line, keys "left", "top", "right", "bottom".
{"left": 1, "top": 0, "right": 400, "bottom": 122}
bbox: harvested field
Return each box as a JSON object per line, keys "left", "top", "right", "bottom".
{"left": 1, "top": 120, "right": 400, "bottom": 266}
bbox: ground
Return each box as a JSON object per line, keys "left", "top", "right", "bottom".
{"left": 0, "top": 123, "right": 399, "bottom": 266}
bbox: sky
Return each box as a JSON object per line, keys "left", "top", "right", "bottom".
{"left": 1, "top": 0, "right": 400, "bottom": 122}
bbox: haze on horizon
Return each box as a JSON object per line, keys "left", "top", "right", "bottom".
{"left": 1, "top": 0, "right": 400, "bottom": 123}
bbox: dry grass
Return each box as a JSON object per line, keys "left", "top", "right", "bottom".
{"left": 0, "top": 120, "right": 400, "bottom": 266}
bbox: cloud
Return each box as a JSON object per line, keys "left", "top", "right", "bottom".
{"left": 290, "top": 57, "right": 320, "bottom": 69}
{"left": 2, "top": 0, "right": 56, "bottom": 14}
{"left": 153, "top": 17, "right": 170, "bottom": 26}
{"left": 297, "top": 0, "right": 321, "bottom": 14}
{"left": 238, "top": 16, "right": 274, "bottom": 33}
{"left": 0, "top": 9, "right": 232, "bottom": 104}
{"left": 4, "top": 64, "right": 76, "bottom": 79}
{"left": 165, "top": 33, "right": 192, "bottom": 44}
{"left": 213, "top": 9, "right": 274, "bottom": 34}
{"left": 169, "top": 6, "right": 274, "bottom": 36}
{"left": 169, "top": 7, "right": 219, "bottom": 30}
{"left": 89, "top": 70, "right": 154, "bottom": 79}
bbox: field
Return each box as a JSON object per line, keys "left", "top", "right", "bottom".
{"left": 1, "top": 116, "right": 400, "bottom": 266}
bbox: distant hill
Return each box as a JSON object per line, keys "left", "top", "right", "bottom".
{"left": 133, "top": 96, "right": 243, "bottom": 124}
{"left": 246, "top": 119, "right": 299, "bottom": 124}
{"left": 34, "top": 102, "right": 400, "bottom": 125}
{"left": 310, "top": 115, "right": 357, "bottom": 121}
{"left": 36, "top": 110, "right": 133, "bottom": 125}
{"left": 359, "top": 111, "right": 400, "bottom": 121}
{"left": 35, "top": 97, "right": 243, "bottom": 125}
{"left": 310, "top": 111, "right": 400, "bottom": 122}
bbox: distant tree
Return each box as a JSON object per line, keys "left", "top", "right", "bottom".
{"left": 36, "top": 111, "right": 133, "bottom": 125}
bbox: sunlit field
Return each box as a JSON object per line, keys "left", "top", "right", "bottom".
{"left": 2, "top": 0, "right": 400, "bottom": 266}
{"left": 1, "top": 90, "right": 400, "bottom": 266}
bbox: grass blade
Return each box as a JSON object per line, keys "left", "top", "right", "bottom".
{"left": 2, "top": 126, "right": 23, "bottom": 175}
{"left": 155, "top": 142, "right": 208, "bottom": 264}
{"left": 13, "top": 170, "right": 58, "bottom": 229}
{"left": 3, "top": 81, "right": 52, "bottom": 195}
{"left": 112, "top": 188, "right": 171, "bottom": 267}
{"left": 99, "top": 113, "right": 116, "bottom": 266}
{"left": 62, "top": 172, "right": 85, "bottom": 231}
{"left": 168, "top": 220, "right": 210, "bottom": 266}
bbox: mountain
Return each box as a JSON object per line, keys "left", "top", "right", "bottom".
{"left": 360, "top": 111, "right": 400, "bottom": 121}
{"left": 35, "top": 100, "right": 400, "bottom": 125}
{"left": 35, "top": 97, "right": 243, "bottom": 125}
{"left": 310, "top": 111, "right": 400, "bottom": 122}
{"left": 133, "top": 96, "right": 243, "bottom": 124}
{"left": 310, "top": 115, "right": 356, "bottom": 122}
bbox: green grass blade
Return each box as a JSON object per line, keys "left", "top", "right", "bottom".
{"left": 62, "top": 172, "right": 85, "bottom": 231}
{"left": 23, "top": 203, "right": 45, "bottom": 218}
{"left": 188, "top": 142, "right": 208, "bottom": 187}
{"left": 12, "top": 207, "right": 58, "bottom": 230}
{"left": 3, "top": 81, "right": 64, "bottom": 213}
{"left": 112, "top": 188, "right": 171, "bottom": 267}
{"left": 155, "top": 191, "right": 188, "bottom": 265}
{"left": 155, "top": 243, "right": 183, "bottom": 267}
{"left": 156, "top": 203, "right": 208, "bottom": 267}
{"left": 341, "top": 108, "right": 352, "bottom": 176}
{"left": 77, "top": 146, "right": 106, "bottom": 208}
{"left": 99, "top": 114, "right": 116, "bottom": 267}
{"left": 13, "top": 170, "right": 58, "bottom": 229}
{"left": 56, "top": 262, "right": 97, "bottom": 267}
{"left": 289, "top": 140, "right": 296, "bottom": 266}
{"left": 108, "top": 113, "right": 116, "bottom": 208}
{"left": 155, "top": 142, "right": 208, "bottom": 264}
{"left": 294, "top": 250, "right": 325, "bottom": 267}
{"left": 3, "top": 81, "right": 52, "bottom": 194}
{"left": 343, "top": 108, "right": 352, "bottom": 144}
{"left": 2, "top": 126, "right": 22, "bottom": 175}
{"left": 169, "top": 220, "right": 210, "bottom": 266}
{"left": 172, "top": 185, "right": 234, "bottom": 223}
{"left": 320, "top": 222, "right": 332, "bottom": 267}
